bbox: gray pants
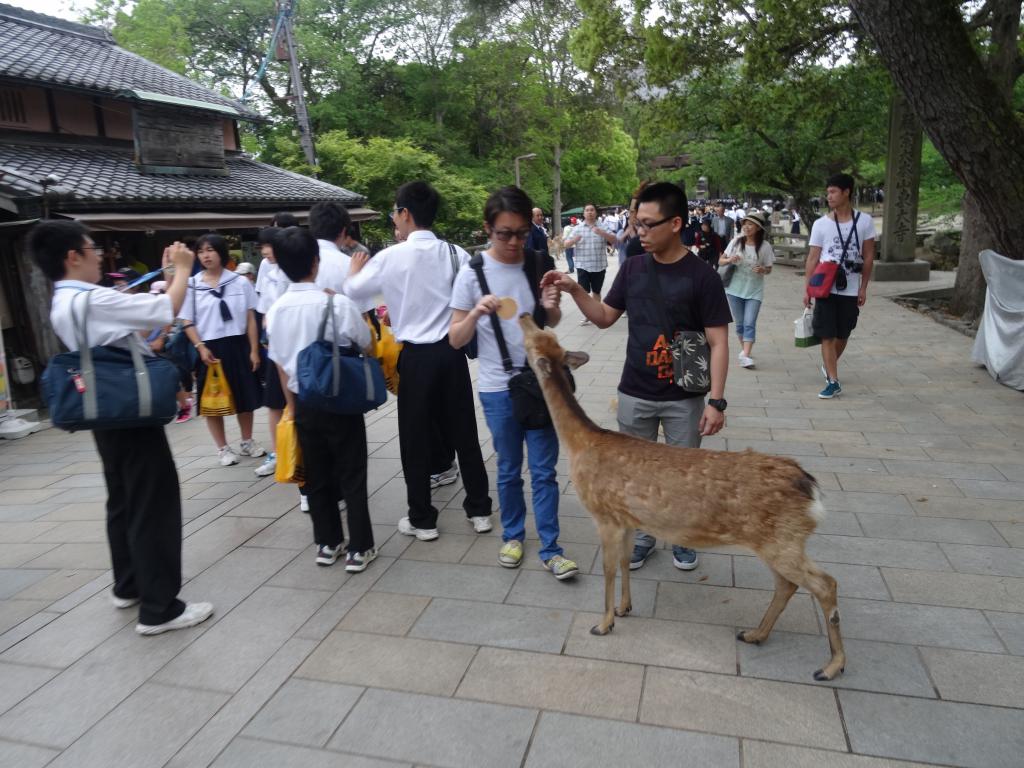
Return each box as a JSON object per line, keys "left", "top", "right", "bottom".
{"left": 617, "top": 392, "right": 704, "bottom": 550}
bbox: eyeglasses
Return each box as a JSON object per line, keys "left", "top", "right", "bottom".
{"left": 388, "top": 206, "right": 407, "bottom": 223}
{"left": 79, "top": 243, "right": 104, "bottom": 257}
{"left": 491, "top": 228, "right": 531, "bottom": 242}
{"left": 635, "top": 216, "right": 674, "bottom": 233}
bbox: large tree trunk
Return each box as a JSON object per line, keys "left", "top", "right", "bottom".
{"left": 552, "top": 141, "right": 563, "bottom": 236}
{"left": 849, "top": 0, "right": 1024, "bottom": 321}
{"left": 951, "top": 193, "right": 994, "bottom": 319}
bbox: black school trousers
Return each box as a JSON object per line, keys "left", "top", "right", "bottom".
{"left": 294, "top": 403, "right": 374, "bottom": 553}
{"left": 93, "top": 426, "right": 186, "bottom": 626}
{"left": 398, "top": 339, "right": 492, "bottom": 529}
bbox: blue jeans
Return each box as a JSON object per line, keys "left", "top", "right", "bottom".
{"left": 565, "top": 248, "right": 575, "bottom": 272}
{"left": 727, "top": 294, "right": 762, "bottom": 343}
{"left": 479, "top": 390, "right": 562, "bottom": 562}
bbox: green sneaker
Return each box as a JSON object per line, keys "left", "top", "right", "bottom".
{"left": 498, "top": 540, "right": 523, "bottom": 568}
{"left": 544, "top": 555, "right": 579, "bottom": 581}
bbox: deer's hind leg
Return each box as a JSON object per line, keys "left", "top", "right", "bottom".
{"left": 591, "top": 524, "right": 623, "bottom": 636}
{"left": 737, "top": 567, "right": 798, "bottom": 646}
{"left": 616, "top": 527, "right": 633, "bottom": 618}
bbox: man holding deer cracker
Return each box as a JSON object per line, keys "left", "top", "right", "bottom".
{"left": 543, "top": 181, "right": 731, "bottom": 572}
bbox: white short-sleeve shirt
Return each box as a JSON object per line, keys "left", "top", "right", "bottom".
{"left": 179, "top": 271, "right": 256, "bottom": 340}
{"left": 51, "top": 281, "right": 172, "bottom": 356}
{"left": 265, "top": 283, "right": 373, "bottom": 393}
{"left": 256, "top": 259, "right": 290, "bottom": 315}
{"left": 808, "top": 211, "right": 877, "bottom": 297}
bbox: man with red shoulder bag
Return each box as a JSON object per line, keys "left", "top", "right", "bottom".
{"left": 804, "top": 173, "right": 876, "bottom": 399}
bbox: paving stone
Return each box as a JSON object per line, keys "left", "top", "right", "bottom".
{"left": 457, "top": 646, "right": 642, "bottom": 720}
{"left": 244, "top": 510, "right": 315, "bottom": 551}
{"left": 806, "top": 535, "right": 947, "bottom": 570}
{"left": 506, "top": 569, "right": 658, "bottom": 617}
{"left": 856, "top": 514, "right": 1006, "bottom": 546}
{"left": 0, "top": 661, "right": 57, "bottom": 715}
{"left": 213, "top": 738, "right": 409, "bottom": 768}
{"left": 881, "top": 460, "right": 1005, "bottom": 481}
{"left": 986, "top": 611, "right": 1024, "bottom": 655}
{"left": 882, "top": 568, "right": 1024, "bottom": 613}
{"left": 941, "top": 543, "right": 1024, "bottom": 577}
{"left": 372, "top": 559, "right": 517, "bottom": 602}
{"left": 524, "top": 711, "right": 739, "bottom": 768}
{"left": 402, "top": 533, "right": 478, "bottom": 563}
{"left": 177, "top": 545, "right": 297, "bottom": 620}
{"left": 834, "top": 596, "right": 1003, "bottom": 652}
{"left": 655, "top": 582, "right": 821, "bottom": 634}
{"left": 993, "top": 521, "right": 1024, "bottom": 546}
{"left": 0, "top": 522, "right": 60, "bottom": 543}
{"left": 742, "top": 740, "right": 940, "bottom": 768}
{"left": 0, "top": 542, "right": 58, "bottom": 567}
{"left": 840, "top": 689, "right": 1024, "bottom": 768}
{"left": 912, "top": 496, "right": 1024, "bottom": 522}
{"left": 733, "top": 556, "right": 890, "bottom": 600}
{"left": 24, "top": 541, "right": 111, "bottom": 570}
{"left": 0, "top": 740, "right": 59, "bottom": 768}
{"left": 266, "top": 549, "right": 355, "bottom": 592}
{"left": 155, "top": 586, "right": 327, "bottom": 693}
{"left": 182, "top": 516, "right": 272, "bottom": 578}
{"left": 294, "top": 565, "right": 390, "bottom": 641}
{"left": 639, "top": 667, "right": 847, "bottom": 750}
{"left": 738, "top": 631, "right": 933, "bottom": 696}
{"left": 594, "top": 549, "right": 734, "bottom": 585}
{"left": 837, "top": 474, "right": 964, "bottom": 497}
{"left": 46, "top": 682, "right": 227, "bottom": 768}
{"left": 330, "top": 688, "right": 536, "bottom": 768}
{"left": 0, "top": 568, "right": 53, "bottom": 599}
{"left": 296, "top": 629, "right": 475, "bottom": 696}
{"left": 409, "top": 597, "right": 572, "bottom": 652}
{"left": 563, "top": 612, "right": 736, "bottom": 673}
{"left": 819, "top": 491, "right": 914, "bottom": 515}
{"left": 458, "top": 535, "right": 579, "bottom": 572}
{"left": 339, "top": 591, "right": 430, "bottom": 635}
{"left": 223, "top": 482, "right": 301, "bottom": 518}
{"left": 165, "top": 638, "right": 318, "bottom": 768}
{"left": 919, "top": 647, "right": 1024, "bottom": 708}
{"left": 243, "top": 679, "right": 363, "bottom": 747}
{"left": 954, "top": 479, "right": 1024, "bottom": 500}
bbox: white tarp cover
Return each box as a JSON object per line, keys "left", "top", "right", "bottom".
{"left": 972, "top": 249, "right": 1024, "bottom": 391}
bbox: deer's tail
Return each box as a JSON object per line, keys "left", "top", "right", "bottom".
{"left": 795, "top": 469, "right": 826, "bottom": 523}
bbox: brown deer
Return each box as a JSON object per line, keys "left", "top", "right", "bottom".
{"left": 519, "top": 314, "right": 846, "bottom": 681}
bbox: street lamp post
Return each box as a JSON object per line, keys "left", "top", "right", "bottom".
{"left": 514, "top": 153, "right": 537, "bottom": 187}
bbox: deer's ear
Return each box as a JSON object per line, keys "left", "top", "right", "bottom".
{"left": 564, "top": 351, "right": 590, "bottom": 370}
{"left": 535, "top": 357, "right": 552, "bottom": 376}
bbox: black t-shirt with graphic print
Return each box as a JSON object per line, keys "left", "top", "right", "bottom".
{"left": 604, "top": 252, "right": 732, "bottom": 401}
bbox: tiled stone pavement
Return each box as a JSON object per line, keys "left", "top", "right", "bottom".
{"left": 1, "top": 265, "right": 1023, "bottom": 768}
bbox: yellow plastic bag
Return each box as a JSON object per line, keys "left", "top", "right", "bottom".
{"left": 199, "top": 361, "right": 236, "bottom": 416}
{"left": 274, "top": 411, "right": 304, "bottom": 484}
{"left": 367, "top": 316, "right": 402, "bottom": 395}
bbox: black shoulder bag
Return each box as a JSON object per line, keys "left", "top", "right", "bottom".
{"left": 469, "top": 249, "right": 574, "bottom": 430}
{"left": 646, "top": 254, "right": 711, "bottom": 394}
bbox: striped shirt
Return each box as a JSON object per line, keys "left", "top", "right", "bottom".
{"left": 572, "top": 223, "right": 610, "bottom": 272}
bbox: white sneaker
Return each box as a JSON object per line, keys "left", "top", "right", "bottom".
{"left": 398, "top": 516, "right": 439, "bottom": 541}
{"left": 469, "top": 516, "right": 493, "bottom": 533}
{"left": 110, "top": 589, "right": 139, "bottom": 609}
{"left": 238, "top": 439, "right": 266, "bottom": 458}
{"left": 430, "top": 463, "right": 460, "bottom": 489}
{"left": 579, "top": 318, "right": 591, "bottom": 326}
{"left": 136, "top": 602, "right": 214, "bottom": 635}
{"left": 218, "top": 446, "right": 239, "bottom": 466}
{"left": 254, "top": 453, "right": 277, "bottom": 477}
{"left": 299, "top": 492, "right": 309, "bottom": 513}
{"left": 315, "top": 544, "right": 341, "bottom": 566}
{"left": 740, "top": 355, "right": 755, "bottom": 368}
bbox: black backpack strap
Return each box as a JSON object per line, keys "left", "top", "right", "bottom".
{"left": 469, "top": 253, "right": 514, "bottom": 372}
{"left": 645, "top": 253, "right": 675, "bottom": 342}
{"left": 521, "top": 247, "right": 549, "bottom": 327}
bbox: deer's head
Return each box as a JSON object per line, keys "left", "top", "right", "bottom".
{"left": 519, "top": 314, "right": 589, "bottom": 380}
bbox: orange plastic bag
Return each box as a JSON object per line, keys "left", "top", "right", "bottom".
{"left": 367, "top": 316, "right": 402, "bottom": 395}
{"left": 274, "top": 410, "right": 304, "bottom": 484}
{"left": 199, "top": 361, "right": 235, "bottom": 416}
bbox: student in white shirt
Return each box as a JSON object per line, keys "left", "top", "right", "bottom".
{"left": 449, "top": 187, "right": 578, "bottom": 580}
{"left": 29, "top": 220, "right": 213, "bottom": 635}
{"left": 252, "top": 226, "right": 290, "bottom": 480}
{"left": 265, "top": 227, "right": 377, "bottom": 571}
{"left": 181, "top": 234, "right": 265, "bottom": 466}
{"left": 345, "top": 180, "right": 494, "bottom": 541}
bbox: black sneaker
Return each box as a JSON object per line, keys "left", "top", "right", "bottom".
{"left": 315, "top": 544, "right": 341, "bottom": 566}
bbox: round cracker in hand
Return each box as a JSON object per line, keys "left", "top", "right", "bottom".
{"left": 496, "top": 296, "right": 518, "bottom": 320}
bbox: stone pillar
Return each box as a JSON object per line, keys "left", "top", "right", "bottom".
{"left": 875, "top": 92, "right": 930, "bottom": 281}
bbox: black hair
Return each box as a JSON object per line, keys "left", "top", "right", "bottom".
{"left": 195, "top": 233, "right": 229, "bottom": 268}
{"left": 273, "top": 227, "right": 319, "bottom": 282}
{"left": 258, "top": 227, "right": 280, "bottom": 246}
{"left": 348, "top": 221, "right": 361, "bottom": 242}
{"left": 483, "top": 186, "right": 533, "bottom": 227}
{"left": 827, "top": 173, "right": 855, "bottom": 194}
{"left": 309, "top": 201, "right": 351, "bottom": 242}
{"left": 28, "top": 220, "right": 90, "bottom": 281}
{"left": 270, "top": 211, "right": 300, "bottom": 228}
{"left": 395, "top": 180, "right": 440, "bottom": 228}
{"left": 636, "top": 181, "right": 688, "bottom": 220}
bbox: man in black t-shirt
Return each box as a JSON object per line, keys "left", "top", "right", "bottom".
{"left": 544, "top": 182, "right": 731, "bottom": 572}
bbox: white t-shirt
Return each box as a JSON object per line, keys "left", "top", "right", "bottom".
{"left": 266, "top": 283, "right": 372, "bottom": 393}
{"left": 315, "top": 240, "right": 375, "bottom": 313}
{"left": 179, "top": 272, "right": 257, "bottom": 340}
{"left": 808, "top": 211, "right": 877, "bottom": 297}
{"left": 450, "top": 253, "right": 537, "bottom": 393}
{"left": 51, "top": 281, "right": 171, "bottom": 356}
{"left": 255, "top": 260, "right": 290, "bottom": 315}
{"left": 343, "top": 230, "right": 469, "bottom": 344}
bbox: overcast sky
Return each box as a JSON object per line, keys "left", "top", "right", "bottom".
{"left": 9, "top": 0, "right": 93, "bottom": 21}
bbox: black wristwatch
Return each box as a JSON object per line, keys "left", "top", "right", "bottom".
{"left": 708, "top": 398, "right": 728, "bottom": 412}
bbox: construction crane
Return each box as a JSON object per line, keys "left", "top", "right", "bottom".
{"left": 245, "top": 0, "right": 318, "bottom": 171}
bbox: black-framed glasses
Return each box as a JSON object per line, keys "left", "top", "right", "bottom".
{"left": 388, "top": 206, "right": 407, "bottom": 223}
{"left": 491, "top": 228, "right": 531, "bottom": 242}
{"left": 635, "top": 216, "right": 674, "bottom": 233}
